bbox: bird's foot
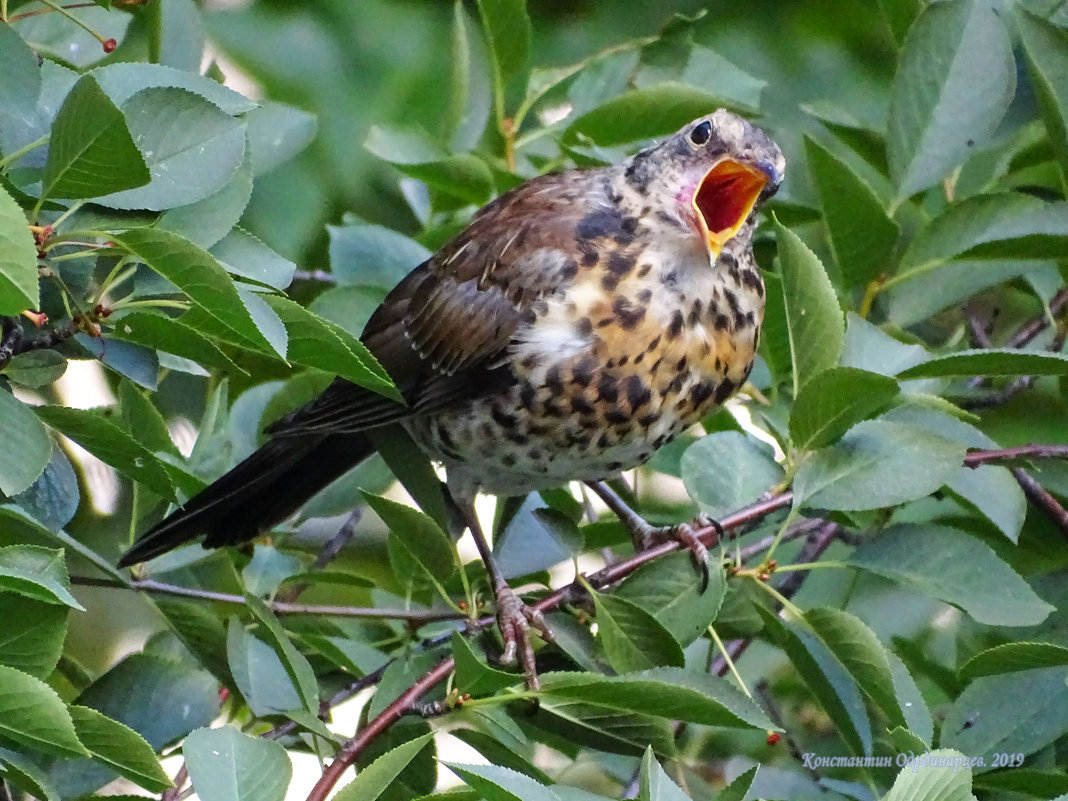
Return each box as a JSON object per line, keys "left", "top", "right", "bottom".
{"left": 495, "top": 585, "right": 551, "bottom": 690}
{"left": 630, "top": 514, "right": 723, "bottom": 593}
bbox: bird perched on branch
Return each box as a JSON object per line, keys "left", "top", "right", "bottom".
{"left": 120, "top": 109, "right": 785, "bottom": 687}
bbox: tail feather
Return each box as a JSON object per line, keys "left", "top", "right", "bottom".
{"left": 118, "top": 433, "right": 374, "bottom": 566}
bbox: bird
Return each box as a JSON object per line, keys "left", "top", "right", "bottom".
{"left": 119, "top": 109, "right": 785, "bottom": 687}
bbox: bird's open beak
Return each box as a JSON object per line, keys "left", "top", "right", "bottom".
{"left": 693, "top": 159, "right": 770, "bottom": 258}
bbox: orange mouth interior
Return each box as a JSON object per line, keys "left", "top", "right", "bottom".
{"left": 693, "top": 160, "right": 769, "bottom": 255}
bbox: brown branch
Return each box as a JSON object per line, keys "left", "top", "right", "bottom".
{"left": 963, "top": 444, "right": 1068, "bottom": 466}
{"left": 1010, "top": 467, "right": 1068, "bottom": 541}
{"left": 1006, "top": 287, "right": 1068, "bottom": 349}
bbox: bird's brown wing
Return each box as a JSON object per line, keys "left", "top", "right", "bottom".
{"left": 270, "top": 169, "right": 606, "bottom": 437}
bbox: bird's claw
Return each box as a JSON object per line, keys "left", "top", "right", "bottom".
{"left": 633, "top": 515, "right": 722, "bottom": 593}
{"left": 495, "top": 585, "right": 551, "bottom": 690}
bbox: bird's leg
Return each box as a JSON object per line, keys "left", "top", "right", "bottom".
{"left": 586, "top": 480, "right": 722, "bottom": 592}
{"left": 456, "top": 497, "right": 549, "bottom": 689}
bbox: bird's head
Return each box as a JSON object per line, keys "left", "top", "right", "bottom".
{"left": 622, "top": 110, "right": 785, "bottom": 259}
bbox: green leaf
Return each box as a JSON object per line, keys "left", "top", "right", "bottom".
{"left": 0, "top": 664, "right": 87, "bottom": 758}
{"left": 261, "top": 295, "right": 398, "bottom": 398}
{"left": 793, "top": 419, "right": 965, "bottom": 511}
{"left": 0, "top": 594, "right": 67, "bottom": 679}
{"left": 245, "top": 102, "right": 317, "bottom": 176}
{"left": 539, "top": 668, "right": 776, "bottom": 731}
{"left": 757, "top": 607, "right": 872, "bottom": 755}
{"left": 888, "top": 651, "right": 934, "bottom": 746}
{"left": 451, "top": 633, "right": 520, "bottom": 696}
{"left": 789, "top": 367, "right": 900, "bottom": 450}
{"left": 117, "top": 379, "right": 178, "bottom": 458}
{"left": 211, "top": 227, "right": 295, "bottom": 290}
{"left": 112, "top": 228, "right": 276, "bottom": 356}
{"left": 93, "top": 62, "right": 257, "bottom": 116}
{"left": 0, "top": 746, "right": 58, "bottom": 801}
{"left": 681, "top": 431, "right": 784, "bottom": 518}
{"left": 615, "top": 551, "right": 727, "bottom": 648}
{"left": 887, "top": 0, "right": 1015, "bottom": 198}
{"left": 564, "top": 84, "right": 734, "bottom": 146}
{"left": 0, "top": 184, "right": 39, "bottom": 315}
{"left": 34, "top": 405, "right": 176, "bottom": 500}
{"left": 898, "top": 194, "right": 1068, "bottom": 275}
{"left": 805, "top": 607, "right": 907, "bottom": 729}
{"left": 69, "top": 705, "right": 172, "bottom": 793}
{"left": 897, "top": 349, "right": 1068, "bottom": 379}
{"left": 801, "top": 101, "right": 888, "bottom": 174}
{"left": 364, "top": 492, "right": 456, "bottom": 583}
{"left": 475, "top": 0, "right": 531, "bottom": 115}
{"left": 445, "top": 762, "right": 558, "bottom": 801}
{"left": 0, "top": 545, "right": 82, "bottom": 608}
{"left": 157, "top": 153, "right": 253, "bottom": 250}
{"left": 226, "top": 617, "right": 302, "bottom": 716}
{"left": 637, "top": 746, "right": 689, "bottom": 801}
{"left": 1017, "top": 9, "right": 1068, "bottom": 188}
{"left": 804, "top": 136, "right": 899, "bottom": 288}
{"left": 959, "top": 642, "right": 1068, "bottom": 679}
{"left": 773, "top": 218, "right": 844, "bottom": 395}
{"left": 590, "top": 589, "right": 684, "bottom": 672}
{"left": 941, "top": 667, "right": 1068, "bottom": 769}
{"left": 94, "top": 87, "right": 246, "bottom": 210}
{"left": 243, "top": 595, "right": 320, "bottom": 714}
{"left": 109, "top": 310, "right": 245, "bottom": 375}
{"left": 77, "top": 653, "right": 220, "bottom": 750}
{"left": 328, "top": 221, "right": 430, "bottom": 288}
{"left": 714, "top": 765, "right": 758, "bottom": 801}
{"left": 41, "top": 75, "right": 150, "bottom": 201}
{"left": 883, "top": 749, "right": 977, "bottom": 801}
{"left": 74, "top": 333, "right": 159, "bottom": 390}
{"left": 1, "top": 350, "right": 67, "bottom": 388}
{"left": 529, "top": 696, "right": 676, "bottom": 757}
{"left": 494, "top": 497, "right": 583, "bottom": 580}
{"left": 847, "top": 524, "right": 1054, "bottom": 627}
{"left": 946, "top": 464, "right": 1025, "bottom": 543}
{"left": 334, "top": 733, "right": 435, "bottom": 801}
{"left": 184, "top": 726, "right": 291, "bottom": 801}
{"left": 0, "top": 389, "right": 51, "bottom": 496}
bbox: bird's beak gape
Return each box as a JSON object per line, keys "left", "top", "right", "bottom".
{"left": 693, "top": 159, "right": 770, "bottom": 258}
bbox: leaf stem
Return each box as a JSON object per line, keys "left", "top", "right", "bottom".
{"left": 708, "top": 625, "right": 752, "bottom": 698}
{"left": 0, "top": 134, "right": 49, "bottom": 170}
{"left": 34, "top": 0, "right": 110, "bottom": 47}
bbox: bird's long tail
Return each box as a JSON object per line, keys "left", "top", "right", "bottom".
{"left": 117, "top": 432, "right": 374, "bottom": 567}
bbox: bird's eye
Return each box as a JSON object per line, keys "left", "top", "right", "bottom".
{"left": 690, "top": 120, "right": 712, "bottom": 145}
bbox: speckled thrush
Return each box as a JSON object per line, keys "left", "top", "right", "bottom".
{"left": 119, "top": 109, "right": 785, "bottom": 686}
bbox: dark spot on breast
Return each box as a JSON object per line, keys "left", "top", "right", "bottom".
{"left": 491, "top": 405, "right": 518, "bottom": 428}
{"left": 690, "top": 381, "right": 714, "bottom": 406}
{"left": 612, "top": 297, "right": 646, "bottom": 330}
{"left": 571, "top": 395, "right": 595, "bottom": 415}
{"left": 546, "top": 364, "right": 564, "bottom": 394}
{"left": 506, "top": 431, "right": 529, "bottom": 445}
{"left": 543, "top": 399, "right": 564, "bottom": 417}
{"left": 527, "top": 448, "right": 543, "bottom": 461}
{"left": 581, "top": 247, "right": 599, "bottom": 267}
{"left": 634, "top": 352, "right": 645, "bottom": 364}
{"left": 601, "top": 271, "right": 622, "bottom": 292}
{"left": 637, "top": 288, "right": 652, "bottom": 303}
{"left": 688, "top": 299, "right": 703, "bottom": 327}
{"left": 638, "top": 412, "right": 658, "bottom": 427}
{"left": 435, "top": 424, "right": 460, "bottom": 457}
{"left": 576, "top": 317, "right": 593, "bottom": 337}
{"left": 637, "top": 263, "right": 653, "bottom": 278}
{"left": 607, "top": 251, "right": 636, "bottom": 277}
{"left": 666, "top": 373, "right": 686, "bottom": 394}
{"left": 619, "top": 354, "right": 630, "bottom": 366}
{"left": 720, "top": 251, "right": 737, "bottom": 269}
{"left": 519, "top": 383, "right": 536, "bottom": 408}
{"left": 597, "top": 375, "right": 619, "bottom": 404}
{"left": 577, "top": 208, "right": 626, "bottom": 241}
{"left": 713, "top": 313, "right": 730, "bottom": 331}
{"left": 713, "top": 377, "right": 737, "bottom": 404}
{"left": 650, "top": 357, "right": 663, "bottom": 372}
{"left": 741, "top": 268, "right": 763, "bottom": 295}
{"left": 605, "top": 409, "right": 629, "bottom": 425}
{"left": 560, "top": 260, "right": 579, "bottom": 280}
{"left": 646, "top": 335, "right": 661, "bottom": 353}
{"left": 572, "top": 356, "right": 596, "bottom": 387}
{"left": 596, "top": 432, "right": 610, "bottom": 448}
{"left": 625, "top": 376, "right": 652, "bottom": 411}
{"left": 520, "top": 308, "right": 537, "bottom": 325}
{"left": 502, "top": 453, "right": 516, "bottom": 467}
{"left": 607, "top": 460, "right": 624, "bottom": 471}
{"left": 666, "top": 310, "right": 684, "bottom": 339}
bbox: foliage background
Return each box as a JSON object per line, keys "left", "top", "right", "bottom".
{"left": 0, "top": 1, "right": 1067, "bottom": 800}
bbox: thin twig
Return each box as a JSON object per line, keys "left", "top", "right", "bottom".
{"left": 291, "top": 269, "right": 337, "bottom": 284}
{"left": 1006, "top": 287, "right": 1068, "bottom": 349}
{"left": 1010, "top": 467, "right": 1068, "bottom": 541}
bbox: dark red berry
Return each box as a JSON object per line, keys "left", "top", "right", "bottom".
{"left": 102, "top": 38, "right": 117, "bottom": 53}
{"left": 766, "top": 732, "right": 781, "bottom": 745}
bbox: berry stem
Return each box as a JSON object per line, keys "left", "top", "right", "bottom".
{"left": 31, "top": 0, "right": 114, "bottom": 51}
